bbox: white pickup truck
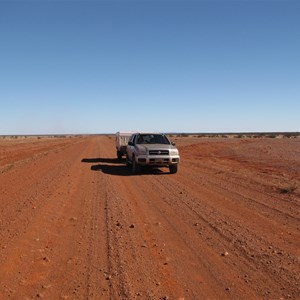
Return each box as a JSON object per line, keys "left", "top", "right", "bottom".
{"left": 126, "top": 133, "right": 180, "bottom": 174}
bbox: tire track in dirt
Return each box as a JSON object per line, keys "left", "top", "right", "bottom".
{"left": 0, "top": 139, "right": 87, "bottom": 255}
{"left": 172, "top": 159, "right": 300, "bottom": 243}
{"left": 183, "top": 160, "right": 300, "bottom": 222}
{"left": 96, "top": 140, "right": 181, "bottom": 299}
{"left": 97, "top": 137, "right": 253, "bottom": 299}
{"left": 0, "top": 137, "right": 110, "bottom": 299}
{"left": 98, "top": 136, "right": 300, "bottom": 299}
{"left": 152, "top": 151, "right": 300, "bottom": 299}
{"left": 153, "top": 173, "right": 300, "bottom": 298}
{"left": 0, "top": 138, "right": 85, "bottom": 172}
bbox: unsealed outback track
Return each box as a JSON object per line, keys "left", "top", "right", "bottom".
{"left": 0, "top": 135, "right": 299, "bottom": 299}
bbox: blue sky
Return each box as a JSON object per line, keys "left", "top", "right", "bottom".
{"left": 0, "top": 0, "right": 299, "bottom": 134}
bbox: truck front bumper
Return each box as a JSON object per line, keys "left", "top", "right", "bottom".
{"left": 136, "top": 155, "right": 180, "bottom": 166}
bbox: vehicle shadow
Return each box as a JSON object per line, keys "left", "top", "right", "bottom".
{"left": 81, "top": 157, "right": 167, "bottom": 176}
{"left": 90, "top": 164, "right": 132, "bottom": 176}
{"left": 81, "top": 158, "right": 122, "bottom": 164}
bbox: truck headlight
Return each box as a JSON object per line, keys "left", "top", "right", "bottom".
{"left": 170, "top": 149, "right": 179, "bottom": 155}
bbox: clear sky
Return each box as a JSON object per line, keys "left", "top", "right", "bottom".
{"left": 0, "top": 0, "right": 299, "bottom": 134}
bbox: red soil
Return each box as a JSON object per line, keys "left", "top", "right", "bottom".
{"left": 0, "top": 136, "right": 299, "bottom": 299}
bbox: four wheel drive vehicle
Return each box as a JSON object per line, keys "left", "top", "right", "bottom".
{"left": 126, "top": 133, "right": 180, "bottom": 174}
{"left": 115, "top": 131, "right": 136, "bottom": 160}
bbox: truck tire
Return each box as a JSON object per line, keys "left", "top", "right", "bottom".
{"left": 169, "top": 164, "right": 178, "bottom": 174}
{"left": 117, "top": 151, "right": 122, "bottom": 161}
{"left": 126, "top": 154, "right": 130, "bottom": 167}
{"left": 132, "top": 156, "right": 140, "bottom": 174}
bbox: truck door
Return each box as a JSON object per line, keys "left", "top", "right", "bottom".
{"left": 127, "top": 134, "right": 136, "bottom": 161}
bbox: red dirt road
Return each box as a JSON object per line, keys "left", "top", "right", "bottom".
{"left": 0, "top": 136, "right": 299, "bottom": 299}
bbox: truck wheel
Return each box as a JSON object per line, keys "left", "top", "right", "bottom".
{"left": 117, "top": 151, "right": 122, "bottom": 161}
{"left": 132, "top": 156, "right": 140, "bottom": 174}
{"left": 169, "top": 164, "right": 178, "bottom": 174}
{"left": 126, "top": 154, "right": 130, "bottom": 167}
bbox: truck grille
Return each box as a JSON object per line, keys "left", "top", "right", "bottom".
{"left": 149, "top": 150, "right": 169, "bottom": 156}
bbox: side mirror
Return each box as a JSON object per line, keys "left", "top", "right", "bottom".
{"left": 171, "top": 141, "right": 176, "bottom": 146}
{"left": 128, "top": 141, "right": 134, "bottom": 146}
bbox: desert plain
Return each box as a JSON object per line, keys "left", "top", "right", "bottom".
{"left": 0, "top": 134, "right": 299, "bottom": 299}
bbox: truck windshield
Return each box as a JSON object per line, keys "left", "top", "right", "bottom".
{"left": 136, "top": 134, "right": 170, "bottom": 145}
